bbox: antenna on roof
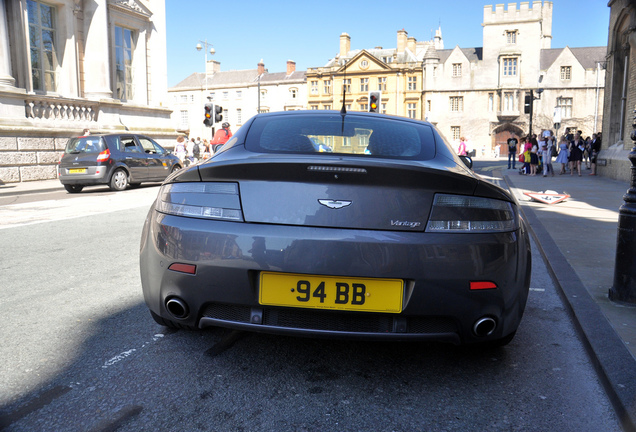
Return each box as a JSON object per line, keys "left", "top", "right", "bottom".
{"left": 340, "top": 59, "right": 347, "bottom": 114}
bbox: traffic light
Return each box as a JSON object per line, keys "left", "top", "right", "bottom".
{"left": 204, "top": 103, "right": 213, "bottom": 127}
{"left": 214, "top": 104, "right": 223, "bottom": 123}
{"left": 524, "top": 94, "right": 532, "bottom": 114}
{"left": 368, "top": 91, "right": 381, "bottom": 113}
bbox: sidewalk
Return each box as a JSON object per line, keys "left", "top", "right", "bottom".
{"left": 500, "top": 162, "right": 636, "bottom": 431}
{"left": 1, "top": 168, "right": 636, "bottom": 429}
{"left": 0, "top": 178, "right": 63, "bottom": 196}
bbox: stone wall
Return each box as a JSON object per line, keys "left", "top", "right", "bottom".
{"left": 0, "top": 136, "right": 67, "bottom": 183}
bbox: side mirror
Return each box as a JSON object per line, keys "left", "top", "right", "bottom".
{"left": 460, "top": 155, "right": 473, "bottom": 170}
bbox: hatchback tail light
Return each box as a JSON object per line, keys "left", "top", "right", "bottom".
{"left": 425, "top": 194, "right": 517, "bottom": 233}
{"left": 96, "top": 149, "right": 111, "bottom": 162}
{"left": 155, "top": 182, "right": 243, "bottom": 222}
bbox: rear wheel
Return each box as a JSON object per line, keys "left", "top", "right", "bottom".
{"left": 63, "top": 184, "right": 84, "bottom": 193}
{"left": 109, "top": 169, "right": 128, "bottom": 191}
{"left": 171, "top": 165, "right": 181, "bottom": 174}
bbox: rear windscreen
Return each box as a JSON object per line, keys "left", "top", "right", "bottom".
{"left": 245, "top": 113, "right": 436, "bottom": 160}
{"left": 64, "top": 137, "right": 106, "bottom": 154}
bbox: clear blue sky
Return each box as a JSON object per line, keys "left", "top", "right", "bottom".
{"left": 166, "top": 0, "right": 610, "bottom": 87}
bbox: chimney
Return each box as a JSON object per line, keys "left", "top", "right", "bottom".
{"left": 340, "top": 33, "right": 351, "bottom": 57}
{"left": 397, "top": 29, "right": 408, "bottom": 53}
{"left": 286, "top": 60, "right": 296, "bottom": 75}
{"left": 206, "top": 59, "right": 220, "bottom": 75}
{"left": 407, "top": 37, "right": 416, "bottom": 53}
{"left": 257, "top": 59, "right": 265, "bottom": 75}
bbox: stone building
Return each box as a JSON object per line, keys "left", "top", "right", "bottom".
{"left": 169, "top": 60, "right": 306, "bottom": 141}
{"left": 599, "top": 0, "right": 636, "bottom": 182}
{"left": 0, "top": 0, "right": 173, "bottom": 184}
{"left": 306, "top": 1, "right": 605, "bottom": 157}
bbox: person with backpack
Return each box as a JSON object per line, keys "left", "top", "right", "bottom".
{"left": 211, "top": 122, "right": 233, "bottom": 153}
{"left": 507, "top": 132, "right": 518, "bottom": 169}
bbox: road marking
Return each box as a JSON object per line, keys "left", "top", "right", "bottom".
{"left": 0, "top": 189, "right": 156, "bottom": 229}
{"left": 101, "top": 334, "right": 165, "bottom": 369}
{"left": 530, "top": 288, "right": 546, "bottom": 292}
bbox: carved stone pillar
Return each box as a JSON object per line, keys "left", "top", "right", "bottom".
{"left": 0, "top": 0, "right": 16, "bottom": 87}
{"left": 82, "top": 0, "right": 112, "bottom": 100}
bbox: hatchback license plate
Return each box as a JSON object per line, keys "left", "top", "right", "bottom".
{"left": 68, "top": 168, "right": 86, "bottom": 174}
{"left": 259, "top": 272, "right": 403, "bottom": 313}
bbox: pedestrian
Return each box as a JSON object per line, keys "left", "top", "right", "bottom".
{"left": 556, "top": 135, "right": 569, "bottom": 174}
{"left": 82, "top": 128, "right": 91, "bottom": 136}
{"left": 569, "top": 132, "right": 585, "bottom": 176}
{"left": 457, "top": 137, "right": 467, "bottom": 156}
{"left": 211, "top": 122, "right": 233, "bottom": 152}
{"left": 589, "top": 132, "right": 601, "bottom": 175}
{"left": 494, "top": 143, "right": 501, "bottom": 158}
{"left": 202, "top": 139, "right": 211, "bottom": 159}
{"left": 507, "top": 132, "right": 518, "bottom": 169}
{"left": 541, "top": 131, "right": 555, "bottom": 177}
{"left": 186, "top": 138, "right": 196, "bottom": 165}
{"left": 529, "top": 145, "right": 538, "bottom": 176}
{"left": 174, "top": 135, "right": 187, "bottom": 163}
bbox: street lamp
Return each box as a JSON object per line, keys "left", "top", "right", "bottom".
{"left": 196, "top": 40, "right": 215, "bottom": 97}
{"left": 196, "top": 40, "right": 215, "bottom": 139}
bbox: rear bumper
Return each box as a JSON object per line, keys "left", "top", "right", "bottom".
{"left": 58, "top": 165, "right": 108, "bottom": 185}
{"left": 140, "top": 210, "right": 531, "bottom": 344}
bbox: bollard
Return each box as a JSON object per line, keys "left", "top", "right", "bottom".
{"left": 609, "top": 107, "right": 636, "bottom": 304}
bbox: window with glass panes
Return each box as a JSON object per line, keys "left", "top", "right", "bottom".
{"left": 407, "top": 103, "right": 417, "bottom": 118}
{"left": 506, "top": 31, "right": 517, "bottom": 44}
{"left": 560, "top": 66, "right": 572, "bottom": 80}
{"left": 407, "top": 76, "right": 417, "bottom": 90}
{"left": 28, "top": 0, "right": 57, "bottom": 92}
{"left": 360, "top": 104, "right": 368, "bottom": 111}
{"left": 378, "top": 77, "right": 387, "bottom": 91}
{"left": 311, "top": 81, "right": 318, "bottom": 94}
{"left": 180, "top": 110, "right": 188, "bottom": 129}
{"left": 237, "top": 109, "right": 242, "bottom": 124}
{"left": 452, "top": 63, "right": 462, "bottom": 77}
{"left": 323, "top": 80, "right": 332, "bottom": 94}
{"left": 360, "top": 78, "right": 369, "bottom": 92}
{"left": 342, "top": 79, "right": 351, "bottom": 93}
{"left": 503, "top": 92, "right": 514, "bottom": 111}
{"left": 451, "top": 126, "right": 461, "bottom": 141}
{"left": 115, "top": 26, "right": 133, "bottom": 101}
{"left": 503, "top": 58, "right": 517, "bottom": 76}
{"left": 558, "top": 97, "right": 572, "bottom": 117}
{"left": 488, "top": 93, "right": 494, "bottom": 111}
{"left": 449, "top": 96, "right": 463, "bottom": 112}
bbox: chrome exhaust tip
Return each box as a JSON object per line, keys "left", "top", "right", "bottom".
{"left": 165, "top": 297, "right": 189, "bottom": 319}
{"left": 473, "top": 317, "right": 497, "bottom": 337}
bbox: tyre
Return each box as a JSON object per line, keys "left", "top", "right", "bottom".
{"left": 109, "top": 169, "right": 128, "bottom": 191}
{"left": 149, "top": 310, "right": 195, "bottom": 330}
{"left": 170, "top": 165, "right": 181, "bottom": 174}
{"left": 63, "top": 184, "right": 84, "bottom": 193}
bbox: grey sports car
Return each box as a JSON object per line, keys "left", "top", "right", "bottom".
{"left": 140, "top": 111, "right": 531, "bottom": 346}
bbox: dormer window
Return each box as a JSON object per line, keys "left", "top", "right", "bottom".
{"left": 506, "top": 31, "right": 517, "bottom": 44}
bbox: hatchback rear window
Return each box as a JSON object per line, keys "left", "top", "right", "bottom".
{"left": 245, "top": 113, "right": 436, "bottom": 160}
{"left": 64, "top": 137, "right": 106, "bottom": 154}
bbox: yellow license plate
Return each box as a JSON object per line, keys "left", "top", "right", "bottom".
{"left": 259, "top": 272, "right": 403, "bottom": 313}
{"left": 68, "top": 168, "right": 86, "bottom": 174}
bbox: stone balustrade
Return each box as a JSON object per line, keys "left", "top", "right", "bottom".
{"left": 24, "top": 97, "right": 99, "bottom": 122}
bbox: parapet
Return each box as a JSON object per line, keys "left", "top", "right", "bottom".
{"left": 483, "top": 1, "right": 553, "bottom": 24}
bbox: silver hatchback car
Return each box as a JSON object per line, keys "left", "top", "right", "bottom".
{"left": 140, "top": 111, "right": 531, "bottom": 346}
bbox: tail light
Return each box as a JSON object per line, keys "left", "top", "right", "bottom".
{"left": 155, "top": 182, "right": 243, "bottom": 222}
{"left": 425, "top": 194, "right": 517, "bottom": 233}
{"left": 96, "top": 149, "right": 110, "bottom": 162}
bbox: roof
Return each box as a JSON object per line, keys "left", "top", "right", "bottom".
{"left": 170, "top": 69, "right": 306, "bottom": 91}
{"left": 540, "top": 47, "right": 607, "bottom": 70}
